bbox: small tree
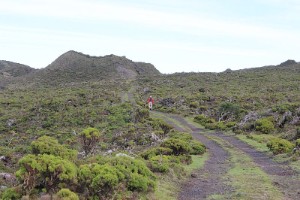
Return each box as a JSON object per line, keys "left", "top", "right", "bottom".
{"left": 16, "top": 154, "right": 77, "bottom": 194}
{"left": 78, "top": 163, "right": 121, "bottom": 198}
{"left": 79, "top": 127, "right": 102, "bottom": 155}
{"left": 218, "top": 102, "right": 240, "bottom": 122}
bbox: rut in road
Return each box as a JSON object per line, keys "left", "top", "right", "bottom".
{"left": 165, "top": 113, "right": 300, "bottom": 200}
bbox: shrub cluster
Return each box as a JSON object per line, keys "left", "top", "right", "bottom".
{"left": 2, "top": 134, "right": 156, "bottom": 199}
{"left": 267, "top": 138, "right": 294, "bottom": 155}
{"left": 141, "top": 131, "right": 206, "bottom": 173}
{"left": 194, "top": 114, "right": 236, "bottom": 131}
{"left": 255, "top": 117, "right": 275, "bottom": 134}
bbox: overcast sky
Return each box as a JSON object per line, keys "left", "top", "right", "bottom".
{"left": 1, "top": 0, "right": 300, "bottom": 73}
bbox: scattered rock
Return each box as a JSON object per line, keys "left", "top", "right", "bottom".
{"left": 277, "top": 111, "right": 293, "bottom": 128}
{"left": 0, "top": 185, "right": 7, "bottom": 190}
{"left": 107, "top": 150, "right": 113, "bottom": 154}
{"left": 0, "top": 156, "right": 9, "bottom": 163}
{"left": 160, "top": 98, "right": 175, "bottom": 107}
{"left": 143, "top": 87, "right": 151, "bottom": 94}
{"left": 6, "top": 119, "right": 16, "bottom": 127}
{"left": 116, "top": 153, "right": 134, "bottom": 159}
{"left": 0, "top": 173, "right": 16, "bottom": 183}
{"left": 191, "top": 173, "right": 197, "bottom": 178}
{"left": 151, "top": 132, "right": 160, "bottom": 141}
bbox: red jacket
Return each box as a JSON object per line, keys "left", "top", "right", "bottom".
{"left": 147, "top": 97, "right": 154, "bottom": 104}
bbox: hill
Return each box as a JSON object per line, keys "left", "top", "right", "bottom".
{"left": 0, "top": 60, "right": 36, "bottom": 88}
{"left": 13, "top": 51, "right": 160, "bottom": 87}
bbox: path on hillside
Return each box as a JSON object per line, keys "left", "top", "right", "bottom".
{"left": 153, "top": 112, "right": 300, "bottom": 200}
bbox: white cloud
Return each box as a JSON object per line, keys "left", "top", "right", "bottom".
{"left": 1, "top": 0, "right": 299, "bottom": 41}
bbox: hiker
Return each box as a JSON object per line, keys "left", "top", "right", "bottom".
{"left": 147, "top": 96, "right": 154, "bottom": 110}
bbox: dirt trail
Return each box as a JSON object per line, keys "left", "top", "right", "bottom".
{"left": 215, "top": 133, "right": 300, "bottom": 199}
{"left": 155, "top": 112, "right": 300, "bottom": 200}
{"left": 154, "top": 112, "right": 233, "bottom": 199}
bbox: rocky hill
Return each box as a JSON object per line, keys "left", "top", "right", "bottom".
{"left": 14, "top": 51, "right": 161, "bottom": 87}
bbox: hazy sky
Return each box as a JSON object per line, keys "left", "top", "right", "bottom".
{"left": 1, "top": 0, "right": 300, "bottom": 73}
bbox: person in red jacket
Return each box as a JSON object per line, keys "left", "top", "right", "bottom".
{"left": 147, "top": 96, "right": 154, "bottom": 110}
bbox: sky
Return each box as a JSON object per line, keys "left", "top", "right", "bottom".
{"left": 1, "top": 0, "right": 300, "bottom": 73}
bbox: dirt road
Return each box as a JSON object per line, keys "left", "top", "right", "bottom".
{"left": 153, "top": 112, "right": 300, "bottom": 200}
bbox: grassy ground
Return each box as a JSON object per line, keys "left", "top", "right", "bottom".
{"left": 236, "top": 134, "right": 271, "bottom": 153}
{"left": 209, "top": 135, "right": 284, "bottom": 200}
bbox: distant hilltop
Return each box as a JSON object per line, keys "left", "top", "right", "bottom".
{"left": 0, "top": 50, "right": 161, "bottom": 88}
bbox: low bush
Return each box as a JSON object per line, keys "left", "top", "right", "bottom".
{"left": 256, "top": 118, "right": 275, "bottom": 134}
{"left": 190, "top": 140, "right": 206, "bottom": 155}
{"left": 148, "top": 155, "right": 170, "bottom": 173}
{"left": 31, "top": 136, "right": 77, "bottom": 161}
{"left": 194, "top": 114, "right": 215, "bottom": 126}
{"left": 1, "top": 187, "right": 22, "bottom": 200}
{"left": 161, "top": 138, "right": 192, "bottom": 155}
{"left": 295, "top": 139, "right": 300, "bottom": 147}
{"left": 267, "top": 138, "right": 294, "bottom": 155}
{"left": 56, "top": 188, "right": 79, "bottom": 200}
{"left": 140, "top": 147, "right": 173, "bottom": 160}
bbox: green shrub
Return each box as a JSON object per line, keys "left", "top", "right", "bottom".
{"left": 176, "top": 155, "right": 192, "bottom": 165}
{"left": 79, "top": 163, "right": 121, "bottom": 197}
{"left": 91, "top": 165, "right": 120, "bottom": 190}
{"left": 204, "top": 121, "right": 228, "bottom": 130}
{"left": 204, "top": 122, "right": 218, "bottom": 130}
{"left": 79, "top": 127, "right": 102, "bottom": 155}
{"left": 295, "top": 139, "right": 300, "bottom": 147}
{"left": 267, "top": 138, "right": 294, "bottom": 155}
{"left": 16, "top": 154, "right": 77, "bottom": 193}
{"left": 194, "top": 114, "right": 215, "bottom": 126}
{"left": 256, "top": 118, "right": 275, "bottom": 134}
{"left": 161, "top": 138, "right": 192, "bottom": 155}
{"left": 56, "top": 188, "right": 79, "bottom": 200}
{"left": 31, "top": 136, "right": 77, "bottom": 161}
{"left": 140, "top": 147, "right": 173, "bottom": 160}
{"left": 216, "top": 121, "right": 227, "bottom": 130}
{"left": 159, "top": 120, "right": 173, "bottom": 135}
{"left": 1, "top": 187, "right": 22, "bottom": 200}
{"left": 148, "top": 155, "right": 170, "bottom": 173}
{"left": 226, "top": 122, "right": 236, "bottom": 128}
{"left": 189, "top": 101, "right": 199, "bottom": 108}
{"left": 169, "top": 132, "right": 193, "bottom": 142}
{"left": 134, "top": 108, "right": 149, "bottom": 122}
{"left": 128, "top": 173, "right": 149, "bottom": 192}
{"left": 190, "top": 140, "right": 206, "bottom": 155}
{"left": 108, "top": 156, "right": 156, "bottom": 192}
